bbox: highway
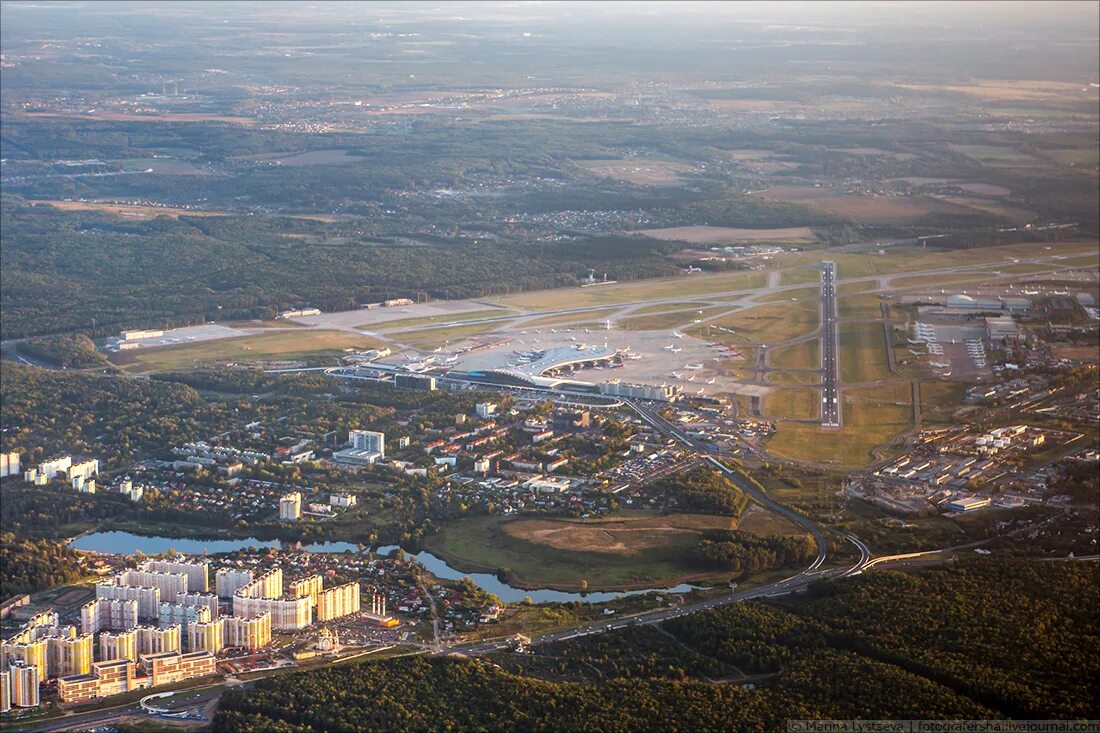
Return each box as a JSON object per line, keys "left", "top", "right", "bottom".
{"left": 447, "top": 398, "right": 871, "bottom": 659}
{"left": 820, "top": 261, "right": 841, "bottom": 428}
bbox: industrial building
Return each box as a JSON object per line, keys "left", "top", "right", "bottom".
{"left": 394, "top": 373, "right": 437, "bottom": 390}
{"left": 948, "top": 496, "right": 992, "bottom": 513}
{"left": 599, "top": 380, "right": 680, "bottom": 402}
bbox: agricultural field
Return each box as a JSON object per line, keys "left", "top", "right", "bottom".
{"left": 422, "top": 513, "right": 743, "bottom": 591}
{"left": 110, "top": 330, "right": 379, "bottom": 373}
{"left": 839, "top": 322, "right": 891, "bottom": 383}
{"left": 765, "top": 382, "right": 914, "bottom": 468}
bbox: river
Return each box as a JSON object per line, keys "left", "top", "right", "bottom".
{"left": 70, "top": 531, "right": 702, "bottom": 604}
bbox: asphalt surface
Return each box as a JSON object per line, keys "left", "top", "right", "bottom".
{"left": 820, "top": 261, "right": 841, "bottom": 428}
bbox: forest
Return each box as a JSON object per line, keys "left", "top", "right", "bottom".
{"left": 651, "top": 467, "right": 749, "bottom": 516}
{"left": 212, "top": 559, "right": 1098, "bottom": 731}
{"left": 0, "top": 532, "right": 87, "bottom": 595}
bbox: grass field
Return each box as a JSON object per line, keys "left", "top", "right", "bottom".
{"left": 575, "top": 158, "right": 694, "bottom": 185}
{"left": 919, "top": 381, "right": 968, "bottom": 424}
{"left": 488, "top": 271, "right": 768, "bottom": 310}
{"left": 392, "top": 321, "right": 515, "bottom": 349}
{"left": 111, "top": 330, "right": 380, "bottom": 372}
{"left": 628, "top": 301, "right": 713, "bottom": 315}
{"left": 764, "top": 387, "right": 821, "bottom": 420}
{"left": 765, "top": 382, "right": 913, "bottom": 468}
{"left": 767, "top": 371, "right": 821, "bottom": 385}
{"left": 769, "top": 339, "right": 820, "bottom": 370}
{"left": 781, "top": 268, "right": 825, "bottom": 286}
{"left": 758, "top": 286, "right": 818, "bottom": 303}
{"left": 638, "top": 225, "right": 818, "bottom": 244}
{"left": 521, "top": 308, "right": 622, "bottom": 328}
{"left": 704, "top": 300, "right": 819, "bottom": 345}
{"left": 361, "top": 309, "right": 514, "bottom": 331}
{"left": 618, "top": 306, "right": 729, "bottom": 331}
{"left": 839, "top": 322, "right": 891, "bottom": 383}
{"left": 424, "top": 513, "right": 743, "bottom": 590}
{"left": 838, "top": 293, "right": 885, "bottom": 319}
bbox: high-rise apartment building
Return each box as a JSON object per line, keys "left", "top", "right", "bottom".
{"left": 316, "top": 582, "right": 360, "bottom": 622}
{"left": 279, "top": 492, "right": 302, "bottom": 521}
{"left": 81, "top": 598, "right": 139, "bottom": 634}
{"left": 135, "top": 625, "right": 180, "bottom": 656}
{"left": 215, "top": 568, "right": 254, "bottom": 599}
{"left": 140, "top": 559, "right": 210, "bottom": 594}
{"left": 96, "top": 582, "right": 160, "bottom": 619}
{"left": 9, "top": 661, "right": 39, "bottom": 707}
{"left": 289, "top": 575, "right": 324, "bottom": 607}
{"left": 99, "top": 630, "right": 138, "bottom": 663}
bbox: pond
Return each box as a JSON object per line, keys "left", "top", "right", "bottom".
{"left": 69, "top": 532, "right": 702, "bottom": 604}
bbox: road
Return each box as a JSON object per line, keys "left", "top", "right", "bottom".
{"left": 447, "top": 399, "right": 870, "bottom": 658}
{"left": 820, "top": 261, "right": 841, "bottom": 428}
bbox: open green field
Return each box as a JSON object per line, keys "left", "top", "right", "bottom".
{"left": 837, "top": 281, "right": 879, "bottom": 296}
{"left": 888, "top": 272, "right": 996, "bottom": 290}
{"left": 838, "top": 293, "right": 885, "bottom": 319}
{"left": 424, "top": 512, "right": 745, "bottom": 591}
{"left": 767, "top": 370, "right": 821, "bottom": 385}
{"left": 110, "top": 330, "right": 381, "bottom": 373}
{"left": 522, "top": 307, "right": 622, "bottom": 328}
{"left": 758, "top": 286, "right": 818, "bottom": 303}
{"left": 488, "top": 271, "right": 768, "bottom": 310}
{"left": 769, "top": 339, "right": 820, "bottom": 370}
{"left": 839, "top": 321, "right": 891, "bottom": 383}
{"left": 781, "top": 268, "right": 823, "bottom": 286}
{"left": 619, "top": 306, "right": 729, "bottom": 331}
{"left": 367, "top": 309, "right": 514, "bottom": 331}
{"left": 392, "top": 321, "right": 516, "bottom": 349}
{"left": 764, "top": 387, "right": 820, "bottom": 420}
{"left": 628, "top": 301, "right": 712, "bottom": 315}
{"left": 704, "top": 300, "right": 819, "bottom": 345}
{"left": 919, "top": 380, "right": 968, "bottom": 424}
{"left": 765, "top": 382, "right": 913, "bottom": 468}
{"left": 783, "top": 240, "right": 1100, "bottom": 280}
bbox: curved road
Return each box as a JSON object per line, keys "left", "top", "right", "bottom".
{"left": 453, "top": 398, "right": 872, "bottom": 657}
